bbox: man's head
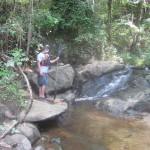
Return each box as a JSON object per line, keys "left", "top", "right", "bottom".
{"left": 43, "top": 44, "right": 50, "bottom": 53}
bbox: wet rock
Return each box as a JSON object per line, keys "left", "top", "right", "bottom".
{"left": 17, "top": 123, "right": 41, "bottom": 144}
{"left": 76, "top": 61, "right": 125, "bottom": 81}
{"left": 96, "top": 88, "right": 150, "bottom": 116}
{"left": 146, "top": 75, "right": 150, "bottom": 82}
{"left": 0, "top": 140, "right": 12, "bottom": 150}
{"left": 53, "top": 143, "right": 62, "bottom": 150}
{"left": 0, "top": 104, "right": 17, "bottom": 120}
{"left": 34, "top": 145, "right": 45, "bottom": 150}
{"left": 19, "top": 100, "right": 68, "bottom": 122}
{"left": 4, "top": 134, "right": 32, "bottom": 150}
{"left": 125, "top": 110, "right": 144, "bottom": 118}
{"left": 129, "top": 100, "right": 150, "bottom": 113}
{"left": 96, "top": 98, "right": 128, "bottom": 115}
{"left": 65, "top": 93, "right": 75, "bottom": 104}
{"left": 130, "top": 65, "right": 146, "bottom": 70}
{"left": 95, "top": 68, "right": 150, "bottom": 116}
{"left": 50, "top": 138, "right": 61, "bottom": 144}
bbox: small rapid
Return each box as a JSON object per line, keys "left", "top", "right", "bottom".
{"left": 75, "top": 68, "right": 132, "bottom": 101}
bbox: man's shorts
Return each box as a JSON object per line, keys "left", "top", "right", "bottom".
{"left": 37, "top": 72, "right": 48, "bottom": 86}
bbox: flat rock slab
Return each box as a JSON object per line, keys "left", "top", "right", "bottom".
{"left": 19, "top": 100, "right": 68, "bottom": 122}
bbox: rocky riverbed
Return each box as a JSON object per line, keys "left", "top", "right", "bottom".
{"left": 0, "top": 61, "right": 150, "bottom": 150}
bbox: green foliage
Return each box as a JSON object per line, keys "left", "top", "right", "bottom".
{"left": 0, "top": 0, "right": 150, "bottom": 65}
{"left": 120, "top": 51, "right": 145, "bottom": 65}
{"left": 50, "top": 0, "right": 95, "bottom": 34}
{"left": 46, "top": 0, "right": 97, "bottom": 64}
{"left": 143, "top": 48, "right": 150, "bottom": 65}
{"left": 0, "top": 71, "right": 28, "bottom": 107}
{"left": 3, "top": 49, "right": 28, "bottom": 67}
{"left": 0, "top": 49, "right": 29, "bottom": 109}
{"left": 9, "top": 49, "right": 29, "bottom": 65}
{"left": 0, "top": 67, "right": 10, "bottom": 77}
{"left": 2, "top": 17, "right": 25, "bottom": 38}
{"left": 34, "top": 9, "right": 59, "bottom": 33}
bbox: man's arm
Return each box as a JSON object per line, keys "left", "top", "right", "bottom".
{"left": 50, "top": 57, "right": 59, "bottom": 63}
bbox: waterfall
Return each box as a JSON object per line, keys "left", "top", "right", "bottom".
{"left": 75, "top": 68, "right": 132, "bottom": 101}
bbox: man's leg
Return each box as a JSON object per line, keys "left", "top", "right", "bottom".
{"left": 38, "top": 85, "right": 45, "bottom": 98}
{"left": 38, "top": 86, "right": 42, "bottom": 98}
{"left": 38, "top": 72, "right": 47, "bottom": 98}
{"left": 41, "top": 85, "right": 46, "bottom": 98}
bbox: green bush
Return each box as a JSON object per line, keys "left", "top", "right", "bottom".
{"left": 0, "top": 69, "right": 28, "bottom": 108}
{"left": 143, "top": 48, "right": 150, "bottom": 65}
{"left": 0, "top": 49, "right": 29, "bottom": 114}
{"left": 120, "top": 51, "right": 145, "bottom": 65}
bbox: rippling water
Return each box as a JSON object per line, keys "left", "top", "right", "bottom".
{"left": 41, "top": 101, "right": 150, "bottom": 150}
{"left": 75, "top": 68, "right": 132, "bottom": 101}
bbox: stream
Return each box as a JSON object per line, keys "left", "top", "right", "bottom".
{"left": 39, "top": 67, "right": 150, "bottom": 150}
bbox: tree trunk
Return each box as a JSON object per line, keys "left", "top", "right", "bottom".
{"left": 107, "top": 0, "right": 112, "bottom": 43}
{"left": 135, "top": 0, "right": 143, "bottom": 27}
{"left": 26, "top": 0, "right": 33, "bottom": 56}
{"left": 130, "top": 0, "right": 143, "bottom": 51}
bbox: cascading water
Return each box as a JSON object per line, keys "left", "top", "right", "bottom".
{"left": 75, "top": 68, "right": 133, "bottom": 101}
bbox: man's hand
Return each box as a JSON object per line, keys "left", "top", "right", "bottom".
{"left": 56, "top": 57, "right": 60, "bottom": 61}
{"left": 39, "top": 70, "right": 43, "bottom": 76}
{"left": 50, "top": 57, "right": 60, "bottom": 63}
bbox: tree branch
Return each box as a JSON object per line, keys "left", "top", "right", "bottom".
{"left": 0, "top": 54, "right": 34, "bottom": 140}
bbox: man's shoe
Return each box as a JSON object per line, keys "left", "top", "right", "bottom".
{"left": 45, "top": 99, "right": 54, "bottom": 104}
{"left": 38, "top": 97, "right": 45, "bottom": 101}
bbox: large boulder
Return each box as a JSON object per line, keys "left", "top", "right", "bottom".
{"left": 96, "top": 90, "right": 150, "bottom": 117}
{"left": 19, "top": 100, "right": 68, "bottom": 122}
{"left": 96, "top": 70, "right": 150, "bottom": 117}
{"left": 29, "top": 64, "right": 74, "bottom": 94}
{"left": 96, "top": 97, "right": 129, "bottom": 115}
{"left": 4, "top": 134, "right": 32, "bottom": 150}
{"left": 76, "top": 61, "right": 125, "bottom": 81}
{"left": 17, "top": 123, "right": 41, "bottom": 144}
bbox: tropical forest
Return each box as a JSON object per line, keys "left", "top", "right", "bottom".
{"left": 0, "top": 0, "right": 150, "bottom": 150}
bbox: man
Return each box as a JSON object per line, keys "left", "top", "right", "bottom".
{"left": 37, "top": 44, "right": 59, "bottom": 99}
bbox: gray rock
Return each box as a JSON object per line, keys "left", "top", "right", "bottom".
{"left": 17, "top": 123, "right": 41, "bottom": 144}
{"left": 29, "top": 64, "right": 74, "bottom": 94}
{"left": 53, "top": 143, "right": 62, "bottom": 150}
{"left": 65, "top": 93, "right": 75, "bottom": 103}
{"left": 96, "top": 98, "right": 128, "bottom": 115}
{"left": 34, "top": 145, "right": 45, "bottom": 150}
{"left": 4, "top": 134, "right": 32, "bottom": 150}
{"left": 76, "top": 61, "right": 125, "bottom": 81}
{"left": 50, "top": 138, "right": 61, "bottom": 144}
{"left": 146, "top": 75, "right": 150, "bottom": 82}
{"left": 19, "top": 100, "right": 68, "bottom": 122}
{"left": 96, "top": 87, "right": 150, "bottom": 116}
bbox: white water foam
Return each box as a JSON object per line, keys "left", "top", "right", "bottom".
{"left": 75, "top": 69, "right": 132, "bottom": 101}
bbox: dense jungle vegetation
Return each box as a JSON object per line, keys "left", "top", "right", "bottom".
{"left": 0, "top": 0, "right": 150, "bottom": 107}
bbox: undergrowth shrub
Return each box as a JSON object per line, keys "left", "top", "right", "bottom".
{"left": 0, "top": 49, "right": 29, "bottom": 115}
